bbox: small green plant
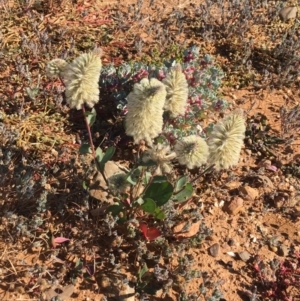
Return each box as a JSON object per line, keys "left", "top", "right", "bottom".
{"left": 45, "top": 45, "right": 245, "bottom": 299}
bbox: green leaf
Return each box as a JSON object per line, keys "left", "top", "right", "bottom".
{"left": 126, "top": 167, "right": 142, "bottom": 185}
{"left": 144, "top": 171, "right": 152, "bottom": 185}
{"left": 82, "top": 181, "right": 88, "bottom": 191}
{"left": 101, "top": 146, "right": 115, "bottom": 164}
{"left": 79, "top": 144, "right": 92, "bottom": 154}
{"left": 175, "top": 176, "right": 187, "bottom": 191}
{"left": 154, "top": 208, "right": 166, "bottom": 220}
{"left": 144, "top": 180, "right": 173, "bottom": 207}
{"left": 173, "top": 183, "right": 193, "bottom": 203}
{"left": 141, "top": 198, "right": 156, "bottom": 213}
{"left": 96, "top": 147, "right": 104, "bottom": 162}
{"left": 138, "top": 263, "right": 148, "bottom": 281}
{"left": 85, "top": 108, "right": 97, "bottom": 127}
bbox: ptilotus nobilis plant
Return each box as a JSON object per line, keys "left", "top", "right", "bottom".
{"left": 46, "top": 47, "right": 103, "bottom": 110}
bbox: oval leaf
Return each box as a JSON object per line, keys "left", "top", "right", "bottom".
{"left": 53, "top": 237, "right": 70, "bottom": 248}
{"left": 139, "top": 223, "right": 161, "bottom": 241}
{"left": 146, "top": 227, "right": 161, "bottom": 241}
{"left": 141, "top": 198, "right": 156, "bottom": 213}
{"left": 54, "top": 237, "right": 70, "bottom": 243}
{"left": 96, "top": 147, "right": 104, "bottom": 162}
{"left": 101, "top": 146, "right": 115, "bottom": 164}
{"left": 175, "top": 176, "right": 187, "bottom": 191}
{"left": 173, "top": 183, "right": 193, "bottom": 203}
{"left": 144, "top": 181, "right": 173, "bottom": 207}
{"left": 79, "top": 144, "right": 91, "bottom": 154}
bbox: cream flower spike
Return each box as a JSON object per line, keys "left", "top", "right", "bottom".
{"left": 163, "top": 64, "right": 189, "bottom": 117}
{"left": 174, "top": 135, "right": 209, "bottom": 169}
{"left": 64, "top": 48, "right": 102, "bottom": 110}
{"left": 207, "top": 111, "right": 246, "bottom": 170}
{"left": 125, "top": 78, "right": 166, "bottom": 146}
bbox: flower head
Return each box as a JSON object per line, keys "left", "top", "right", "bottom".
{"left": 207, "top": 112, "right": 245, "bottom": 170}
{"left": 174, "top": 135, "right": 209, "bottom": 169}
{"left": 46, "top": 59, "right": 68, "bottom": 79}
{"left": 64, "top": 48, "right": 102, "bottom": 110}
{"left": 107, "top": 173, "right": 129, "bottom": 195}
{"left": 142, "top": 144, "right": 176, "bottom": 174}
{"left": 163, "top": 64, "right": 189, "bottom": 117}
{"left": 125, "top": 78, "right": 166, "bottom": 146}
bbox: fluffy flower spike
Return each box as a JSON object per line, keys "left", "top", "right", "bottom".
{"left": 125, "top": 78, "right": 166, "bottom": 146}
{"left": 108, "top": 173, "right": 129, "bottom": 195}
{"left": 163, "top": 64, "right": 189, "bottom": 117}
{"left": 207, "top": 111, "right": 246, "bottom": 170}
{"left": 64, "top": 48, "right": 102, "bottom": 110}
{"left": 174, "top": 135, "right": 209, "bottom": 169}
{"left": 142, "top": 144, "right": 176, "bottom": 174}
{"left": 46, "top": 59, "right": 68, "bottom": 79}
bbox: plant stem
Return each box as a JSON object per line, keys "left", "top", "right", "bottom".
{"left": 81, "top": 104, "right": 108, "bottom": 185}
{"left": 82, "top": 105, "right": 96, "bottom": 158}
{"left": 58, "top": 76, "right": 65, "bottom": 87}
{"left": 191, "top": 164, "right": 215, "bottom": 183}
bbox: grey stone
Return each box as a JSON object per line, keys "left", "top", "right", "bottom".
{"left": 279, "top": 7, "right": 297, "bottom": 22}
{"left": 89, "top": 160, "right": 125, "bottom": 202}
{"left": 238, "top": 251, "right": 251, "bottom": 262}
{"left": 208, "top": 243, "right": 220, "bottom": 257}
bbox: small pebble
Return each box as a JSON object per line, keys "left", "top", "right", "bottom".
{"left": 208, "top": 243, "right": 220, "bottom": 257}
{"left": 238, "top": 251, "right": 251, "bottom": 262}
{"left": 239, "top": 186, "right": 259, "bottom": 202}
{"left": 227, "top": 238, "right": 236, "bottom": 246}
{"left": 269, "top": 245, "right": 278, "bottom": 253}
{"left": 225, "top": 197, "right": 244, "bottom": 215}
{"left": 227, "top": 251, "right": 236, "bottom": 257}
{"left": 279, "top": 7, "right": 297, "bottom": 22}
